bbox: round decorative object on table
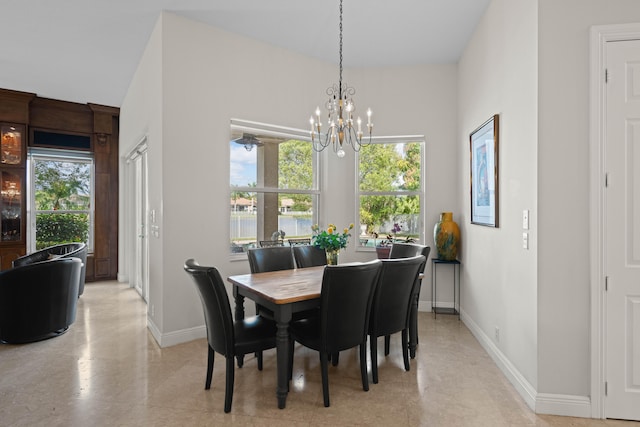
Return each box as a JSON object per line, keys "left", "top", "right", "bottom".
{"left": 433, "top": 212, "right": 460, "bottom": 260}
{"left": 326, "top": 249, "right": 339, "bottom": 265}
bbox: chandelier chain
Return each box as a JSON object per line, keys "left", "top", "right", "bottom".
{"left": 339, "top": 0, "right": 343, "bottom": 94}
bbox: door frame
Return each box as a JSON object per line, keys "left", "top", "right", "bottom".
{"left": 589, "top": 22, "right": 640, "bottom": 420}
{"left": 124, "top": 136, "right": 149, "bottom": 301}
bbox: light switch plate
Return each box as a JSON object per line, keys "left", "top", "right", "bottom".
{"left": 522, "top": 232, "right": 529, "bottom": 249}
{"left": 522, "top": 209, "right": 529, "bottom": 230}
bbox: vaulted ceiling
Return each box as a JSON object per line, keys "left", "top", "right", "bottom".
{"left": 0, "top": 0, "right": 490, "bottom": 107}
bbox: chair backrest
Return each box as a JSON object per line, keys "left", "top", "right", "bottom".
{"left": 247, "top": 246, "right": 294, "bottom": 273}
{"left": 259, "top": 240, "right": 284, "bottom": 247}
{"left": 389, "top": 242, "right": 429, "bottom": 260}
{"left": 288, "top": 238, "right": 311, "bottom": 246}
{"left": 292, "top": 245, "right": 327, "bottom": 268}
{"left": 369, "top": 255, "right": 425, "bottom": 338}
{"left": 184, "top": 259, "right": 234, "bottom": 356}
{"left": 319, "top": 259, "right": 382, "bottom": 353}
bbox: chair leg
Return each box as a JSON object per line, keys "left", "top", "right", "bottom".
{"left": 205, "top": 345, "right": 214, "bottom": 390}
{"left": 359, "top": 343, "right": 369, "bottom": 392}
{"left": 224, "top": 356, "right": 235, "bottom": 413}
{"left": 370, "top": 336, "right": 379, "bottom": 384}
{"left": 237, "top": 354, "right": 244, "bottom": 368}
{"left": 320, "top": 352, "right": 330, "bottom": 407}
{"left": 401, "top": 329, "right": 410, "bottom": 371}
{"left": 409, "top": 290, "right": 420, "bottom": 359}
{"left": 257, "top": 351, "right": 263, "bottom": 371}
{"left": 384, "top": 335, "right": 390, "bottom": 356}
{"left": 331, "top": 352, "right": 339, "bottom": 366}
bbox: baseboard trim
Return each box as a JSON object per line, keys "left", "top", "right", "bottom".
{"left": 461, "top": 310, "right": 537, "bottom": 411}
{"left": 146, "top": 318, "right": 206, "bottom": 348}
{"left": 461, "top": 310, "right": 592, "bottom": 418}
{"left": 536, "top": 394, "right": 592, "bottom": 418}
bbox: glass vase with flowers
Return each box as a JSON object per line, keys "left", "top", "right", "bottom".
{"left": 311, "top": 223, "right": 354, "bottom": 265}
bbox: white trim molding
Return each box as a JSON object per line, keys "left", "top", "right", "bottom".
{"left": 461, "top": 310, "right": 537, "bottom": 411}
{"left": 147, "top": 318, "right": 206, "bottom": 348}
{"left": 589, "top": 22, "right": 640, "bottom": 420}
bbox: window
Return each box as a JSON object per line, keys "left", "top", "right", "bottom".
{"left": 27, "top": 149, "right": 94, "bottom": 251}
{"left": 357, "top": 138, "right": 424, "bottom": 248}
{"left": 229, "top": 121, "right": 318, "bottom": 254}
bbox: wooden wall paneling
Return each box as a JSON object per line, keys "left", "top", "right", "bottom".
{"left": 29, "top": 97, "right": 93, "bottom": 134}
{"left": 0, "top": 247, "right": 26, "bottom": 270}
{"left": 0, "top": 89, "right": 35, "bottom": 124}
{"left": 0, "top": 88, "right": 120, "bottom": 279}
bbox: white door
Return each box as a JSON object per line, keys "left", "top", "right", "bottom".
{"left": 605, "top": 38, "right": 640, "bottom": 421}
{"left": 131, "top": 148, "right": 149, "bottom": 303}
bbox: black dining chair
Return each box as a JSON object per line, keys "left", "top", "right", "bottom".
{"left": 248, "top": 246, "right": 319, "bottom": 326}
{"left": 247, "top": 246, "right": 295, "bottom": 318}
{"left": 247, "top": 246, "right": 294, "bottom": 273}
{"left": 288, "top": 259, "right": 382, "bottom": 407}
{"left": 292, "top": 245, "right": 327, "bottom": 268}
{"left": 389, "top": 242, "right": 431, "bottom": 358}
{"left": 368, "top": 255, "right": 425, "bottom": 384}
{"left": 184, "top": 259, "right": 277, "bottom": 413}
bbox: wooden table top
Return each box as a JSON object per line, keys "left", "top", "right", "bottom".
{"left": 227, "top": 266, "right": 325, "bottom": 305}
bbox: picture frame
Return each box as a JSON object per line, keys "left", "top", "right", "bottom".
{"left": 470, "top": 114, "right": 499, "bottom": 227}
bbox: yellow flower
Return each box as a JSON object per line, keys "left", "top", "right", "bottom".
{"left": 343, "top": 228, "right": 349, "bottom": 234}
{"left": 327, "top": 226, "right": 334, "bottom": 234}
{"left": 349, "top": 223, "right": 354, "bottom": 229}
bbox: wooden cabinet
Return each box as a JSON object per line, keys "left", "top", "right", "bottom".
{"left": 0, "top": 123, "right": 26, "bottom": 268}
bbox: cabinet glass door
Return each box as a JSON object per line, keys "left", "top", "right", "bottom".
{"left": 1, "top": 171, "right": 22, "bottom": 241}
{"left": 1, "top": 124, "right": 23, "bottom": 165}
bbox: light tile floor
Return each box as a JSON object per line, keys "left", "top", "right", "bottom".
{"left": 0, "top": 281, "right": 636, "bottom": 426}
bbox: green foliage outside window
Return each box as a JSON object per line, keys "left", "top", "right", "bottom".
{"left": 33, "top": 157, "right": 91, "bottom": 249}
{"left": 358, "top": 142, "right": 422, "bottom": 237}
{"left": 36, "top": 213, "right": 89, "bottom": 249}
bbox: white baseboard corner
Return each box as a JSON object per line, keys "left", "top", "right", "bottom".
{"left": 536, "top": 394, "right": 592, "bottom": 418}
{"left": 146, "top": 319, "right": 206, "bottom": 348}
{"left": 460, "top": 311, "right": 592, "bottom": 418}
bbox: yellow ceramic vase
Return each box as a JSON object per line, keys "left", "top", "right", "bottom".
{"left": 433, "top": 212, "right": 460, "bottom": 261}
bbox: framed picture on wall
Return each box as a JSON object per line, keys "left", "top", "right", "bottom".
{"left": 470, "top": 114, "right": 499, "bottom": 227}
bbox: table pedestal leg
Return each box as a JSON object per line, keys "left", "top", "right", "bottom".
{"left": 233, "top": 291, "right": 245, "bottom": 367}
{"left": 276, "top": 320, "right": 289, "bottom": 409}
{"left": 275, "top": 307, "right": 292, "bottom": 409}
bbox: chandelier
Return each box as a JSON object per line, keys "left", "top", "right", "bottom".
{"left": 309, "top": 0, "right": 373, "bottom": 158}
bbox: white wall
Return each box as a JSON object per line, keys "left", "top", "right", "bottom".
{"left": 459, "top": 0, "right": 640, "bottom": 415}
{"left": 118, "top": 12, "right": 459, "bottom": 345}
{"left": 119, "top": 16, "right": 165, "bottom": 332}
{"left": 537, "top": 0, "right": 640, "bottom": 398}
{"left": 458, "top": 0, "right": 538, "bottom": 398}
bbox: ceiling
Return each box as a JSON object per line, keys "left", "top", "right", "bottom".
{"left": 0, "top": 0, "right": 490, "bottom": 107}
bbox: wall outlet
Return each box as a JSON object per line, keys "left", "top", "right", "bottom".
{"left": 495, "top": 326, "right": 500, "bottom": 342}
{"left": 522, "top": 209, "right": 529, "bottom": 230}
{"left": 151, "top": 304, "right": 155, "bottom": 317}
{"left": 522, "top": 232, "right": 529, "bottom": 249}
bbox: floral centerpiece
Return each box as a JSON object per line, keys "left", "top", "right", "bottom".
{"left": 311, "top": 223, "right": 354, "bottom": 265}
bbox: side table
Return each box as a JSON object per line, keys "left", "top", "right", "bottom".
{"left": 431, "top": 258, "right": 461, "bottom": 319}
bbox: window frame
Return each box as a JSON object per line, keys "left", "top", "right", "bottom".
{"left": 355, "top": 135, "right": 426, "bottom": 252}
{"left": 229, "top": 119, "right": 320, "bottom": 259}
{"left": 27, "top": 147, "right": 95, "bottom": 253}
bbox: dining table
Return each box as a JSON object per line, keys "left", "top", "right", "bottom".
{"left": 227, "top": 265, "right": 325, "bottom": 409}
